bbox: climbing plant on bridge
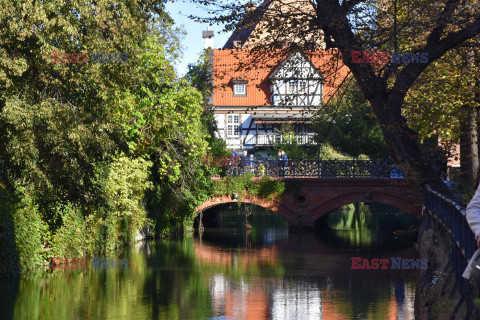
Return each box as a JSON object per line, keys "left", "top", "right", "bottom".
{"left": 213, "top": 173, "right": 286, "bottom": 202}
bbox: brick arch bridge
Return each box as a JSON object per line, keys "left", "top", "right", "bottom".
{"left": 196, "top": 177, "right": 422, "bottom": 227}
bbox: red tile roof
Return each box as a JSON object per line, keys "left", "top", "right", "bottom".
{"left": 213, "top": 49, "right": 350, "bottom": 106}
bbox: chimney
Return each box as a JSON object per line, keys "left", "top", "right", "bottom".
{"left": 202, "top": 27, "right": 214, "bottom": 50}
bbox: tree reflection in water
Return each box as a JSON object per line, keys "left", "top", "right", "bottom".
{"left": 2, "top": 203, "right": 418, "bottom": 320}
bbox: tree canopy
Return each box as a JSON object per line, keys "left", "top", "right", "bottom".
{"left": 313, "top": 79, "right": 388, "bottom": 159}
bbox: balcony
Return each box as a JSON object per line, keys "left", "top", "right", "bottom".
{"left": 254, "top": 133, "right": 317, "bottom": 146}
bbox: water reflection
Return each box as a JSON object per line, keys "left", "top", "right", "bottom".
{"left": 195, "top": 230, "right": 417, "bottom": 320}
{"left": 316, "top": 203, "right": 419, "bottom": 252}
{"left": 2, "top": 203, "right": 419, "bottom": 320}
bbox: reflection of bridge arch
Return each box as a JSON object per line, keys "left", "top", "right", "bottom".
{"left": 309, "top": 191, "right": 420, "bottom": 221}
{"left": 197, "top": 194, "right": 299, "bottom": 225}
{"left": 198, "top": 234, "right": 416, "bottom": 320}
{"left": 194, "top": 240, "right": 278, "bottom": 268}
{"left": 196, "top": 178, "right": 421, "bottom": 227}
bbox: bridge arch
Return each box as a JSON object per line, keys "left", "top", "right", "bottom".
{"left": 309, "top": 191, "right": 420, "bottom": 222}
{"left": 196, "top": 177, "right": 421, "bottom": 227}
{"left": 196, "top": 195, "right": 299, "bottom": 225}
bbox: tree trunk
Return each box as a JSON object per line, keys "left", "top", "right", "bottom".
{"left": 460, "top": 104, "right": 479, "bottom": 190}
{"left": 367, "top": 94, "right": 452, "bottom": 198}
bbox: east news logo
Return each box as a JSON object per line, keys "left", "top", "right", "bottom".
{"left": 351, "top": 257, "right": 428, "bottom": 270}
{"left": 50, "top": 257, "right": 128, "bottom": 269}
{"left": 351, "top": 51, "right": 428, "bottom": 64}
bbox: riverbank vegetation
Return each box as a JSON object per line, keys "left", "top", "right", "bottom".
{"left": 0, "top": 1, "right": 221, "bottom": 277}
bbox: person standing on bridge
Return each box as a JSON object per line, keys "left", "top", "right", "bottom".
{"left": 230, "top": 149, "right": 239, "bottom": 175}
{"left": 279, "top": 150, "right": 288, "bottom": 177}
{"left": 239, "top": 151, "right": 249, "bottom": 174}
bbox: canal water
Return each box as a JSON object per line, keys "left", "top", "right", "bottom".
{"left": 0, "top": 203, "right": 420, "bottom": 320}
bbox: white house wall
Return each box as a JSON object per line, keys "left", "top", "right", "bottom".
{"left": 240, "top": 114, "right": 256, "bottom": 149}
{"left": 212, "top": 111, "right": 317, "bottom": 149}
{"left": 214, "top": 113, "right": 225, "bottom": 139}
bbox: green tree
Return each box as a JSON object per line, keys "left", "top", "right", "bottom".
{"left": 404, "top": 47, "right": 480, "bottom": 193}
{"left": 0, "top": 0, "right": 172, "bottom": 219}
{"left": 186, "top": 48, "right": 229, "bottom": 176}
{"left": 272, "top": 124, "right": 309, "bottom": 160}
{"left": 104, "top": 34, "right": 213, "bottom": 236}
{"left": 0, "top": 0, "right": 213, "bottom": 274}
{"left": 313, "top": 80, "right": 388, "bottom": 159}
{"left": 186, "top": 48, "right": 213, "bottom": 105}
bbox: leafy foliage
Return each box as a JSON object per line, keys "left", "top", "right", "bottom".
{"left": 0, "top": 0, "right": 216, "bottom": 276}
{"left": 272, "top": 124, "right": 308, "bottom": 160}
{"left": 10, "top": 184, "right": 45, "bottom": 273}
{"left": 186, "top": 48, "right": 213, "bottom": 105}
{"left": 213, "top": 173, "right": 286, "bottom": 201}
{"left": 313, "top": 81, "right": 388, "bottom": 159}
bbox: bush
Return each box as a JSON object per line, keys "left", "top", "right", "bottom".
{"left": 0, "top": 184, "right": 20, "bottom": 278}
{"left": 103, "top": 155, "right": 153, "bottom": 244}
{"left": 49, "top": 204, "right": 87, "bottom": 258}
{"left": 12, "top": 184, "right": 46, "bottom": 272}
{"left": 213, "top": 174, "right": 286, "bottom": 201}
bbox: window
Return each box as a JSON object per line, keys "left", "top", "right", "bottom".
{"left": 227, "top": 114, "right": 240, "bottom": 137}
{"left": 233, "top": 83, "right": 246, "bottom": 96}
{"left": 288, "top": 80, "right": 307, "bottom": 93}
{"left": 299, "top": 81, "right": 307, "bottom": 92}
{"left": 288, "top": 80, "right": 296, "bottom": 93}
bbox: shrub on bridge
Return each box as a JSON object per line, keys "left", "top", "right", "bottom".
{"left": 256, "top": 177, "right": 286, "bottom": 200}
{"left": 213, "top": 173, "right": 286, "bottom": 201}
{"left": 213, "top": 173, "right": 256, "bottom": 197}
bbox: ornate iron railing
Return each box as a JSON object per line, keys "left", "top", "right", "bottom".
{"left": 424, "top": 186, "right": 479, "bottom": 317}
{"left": 215, "top": 159, "right": 405, "bottom": 178}
{"left": 424, "top": 186, "right": 476, "bottom": 270}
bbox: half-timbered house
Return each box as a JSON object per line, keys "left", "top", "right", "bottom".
{"left": 209, "top": 47, "right": 348, "bottom": 153}
{"left": 205, "top": 1, "right": 349, "bottom": 153}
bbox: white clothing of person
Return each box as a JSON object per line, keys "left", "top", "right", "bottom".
{"left": 463, "top": 184, "right": 480, "bottom": 279}
{"left": 466, "top": 184, "right": 480, "bottom": 241}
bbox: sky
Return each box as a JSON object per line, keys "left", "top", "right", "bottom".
{"left": 165, "top": 1, "right": 232, "bottom": 76}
